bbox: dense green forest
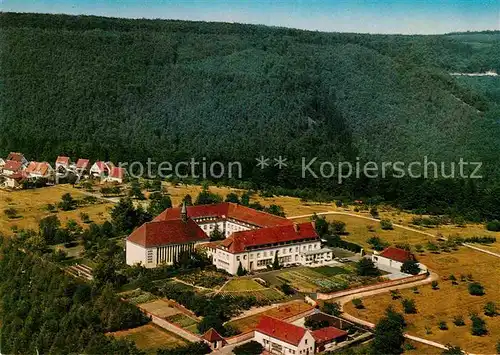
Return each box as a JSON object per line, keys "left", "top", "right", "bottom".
{"left": 1, "top": 13, "right": 499, "bottom": 219}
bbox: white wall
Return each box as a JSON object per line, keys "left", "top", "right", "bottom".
{"left": 126, "top": 241, "right": 147, "bottom": 266}
{"left": 254, "top": 330, "right": 315, "bottom": 355}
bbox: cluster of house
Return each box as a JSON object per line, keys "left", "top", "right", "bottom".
{"left": 126, "top": 202, "right": 334, "bottom": 275}
{"left": 0, "top": 152, "right": 126, "bottom": 188}
{"left": 200, "top": 314, "right": 350, "bottom": 354}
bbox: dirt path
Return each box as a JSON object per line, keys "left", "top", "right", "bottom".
{"left": 463, "top": 243, "right": 500, "bottom": 258}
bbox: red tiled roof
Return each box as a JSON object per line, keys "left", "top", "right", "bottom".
{"left": 8, "top": 171, "right": 28, "bottom": 181}
{"left": 56, "top": 156, "right": 70, "bottom": 165}
{"left": 219, "top": 222, "right": 318, "bottom": 254}
{"left": 6, "top": 152, "right": 25, "bottom": 163}
{"left": 76, "top": 159, "right": 90, "bottom": 169}
{"left": 256, "top": 316, "right": 307, "bottom": 346}
{"left": 201, "top": 328, "right": 225, "bottom": 343}
{"left": 311, "top": 327, "right": 348, "bottom": 344}
{"left": 127, "top": 218, "right": 209, "bottom": 248}
{"left": 3, "top": 160, "right": 23, "bottom": 172}
{"left": 379, "top": 247, "right": 415, "bottom": 263}
{"left": 154, "top": 202, "right": 292, "bottom": 228}
{"left": 109, "top": 167, "right": 125, "bottom": 179}
{"left": 92, "top": 161, "right": 109, "bottom": 173}
{"left": 25, "top": 162, "right": 52, "bottom": 176}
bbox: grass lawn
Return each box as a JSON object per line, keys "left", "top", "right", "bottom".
{"left": 344, "top": 247, "right": 500, "bottom": 354}
{"left": 109, "top": 323, "right": 186, "bottom": 354}
{"left": 0, "top": 184, "right": 112, "bottom": 236}
{"left": 226, "top": 301, "right": 313, "bottom": 333}
{"left": 221, "top": 279, "right": 266, "bottom": 292}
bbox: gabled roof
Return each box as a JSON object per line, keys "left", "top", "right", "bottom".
{"left": 109, "top": 167, "right": 125, "bottom": 179}
{"left": 6, "top": 152, "right": 26, "bottom": 163}
{"left": 56, "top": 156, "right": 70, "bottom": 165}
{"left": 25, "top": 162, "right": 52, "bottom": 176}
{"left": 3, "top": 160, "right": 23, "bottom": 172}
{"left": 154, "top": 202, "right": 292, "bottom": 228}
{"left": 92, "top": 161, "right": 109, "bottom": 172}
{"left": 311, "top": 326, "right": 348, "bottom": 344}
{"left": 201, "top": 328, "right": 225, "bottom": 343}
{"left": 255, "top": 316, "right": 308, "bottom": 346}
{"left": 127, "top": 218, "right": 209, "bottom": 248}
{"left": 379, "top": 247, "right": 415, "bottom": 263}
{"left": 219, "top": 222, "right": 318, "bottom": 254}
{"left": 76, "top": 159, "right": 90, "bottom": 169}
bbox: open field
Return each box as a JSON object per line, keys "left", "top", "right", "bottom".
{"left": 226, "top": 300, "right": 313, "bottom": 333}
{"left": 0, "top": 184, "right": 112, "bottom": 235}
{"left": 220, "top": 279, "right": 266, "bottom": 292}
{"left": 343, "top": 247, "right": 500, "bottom": 354}
{"left": 109, "top": 323, "right": 186, "bottom": 354}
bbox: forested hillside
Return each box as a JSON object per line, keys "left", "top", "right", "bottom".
{"left": 1, "top": 13, "right": 499, "bottom": 219}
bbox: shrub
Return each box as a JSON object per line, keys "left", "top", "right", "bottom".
{"left": 390, "top": 290, "right": 401, "bottom": 300}
{"left": 431, "top": 281, "right": 439, "bottom": 290}
{"left": 483, "top": 302, "right": 497, "bottom": 317}
{"left": 485, "top": 220, "right": 500, "bottom": 232}
{"left": 352, "top": 298, "right": 364, "bottom": 309}
{"left": 367, "top": 236, "right": 388, "bottom": 251}
{"left": 404, "top": 343, "right": 416, "bottom": 351}
{"left": 323, "top": 302, "right": 341, "bottom": 316}
{"left": 233, "top": 341, "right": 263, "bottom": 355}
{"left": 401, "top": 298, "right": 417, "bottom": 314}
{"left": 468, "top": 282, "right": 485, "bottom": 296}
{"left": 442, "top": 345, "right": 465, "bottom": 355}
{"left": 79, "top": 212, "right": 91, "bottom": 223}
{"left": 4, "top": 208, "right": 18, "bottom": 219}
{"left": 438, "top": 321, "right": 448, "bottom": 330}
{"left": 380, "top": 219, "right": 393, "bottom": 230}
{"left": 412, "top": 286, "right": 419, "bottom": 294}
{"left": 414, "top": 244, "right": 424, "bottom": 253}
{"left": 470, "top": 314, "right": 487, "bottom": 336}
{"left": 452, "top": 315, "right": 465, "bottom": 326}
{"left": 401, "top": 259, "right": 420, "bottom": 275}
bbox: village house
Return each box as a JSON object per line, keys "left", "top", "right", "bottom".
{"left": 311, "top": 326, "right": 348, "bottom": 352}
{"left": 2, "top": 160, "right": 23, "bottom": 177}
{"left": 201, "top": 328, "right": 227, "bottom": 351}
{"left": 55, "top": 156, "right": 71, "bottom": 175}
{"left": 105, "top": 167, "right": 126, "bottom": 183}
{"left": 254, "top": 316, "right": 316, "bottom": 355}
{"left": 25, "top": 161, "right": 54, "bottom": 179}
{"left": 0, "top": 158, "right": 5, "bottom": 174}
{"left": 6, "top": 152, "right": 28, "bottom": 168}
{"left": 74, "top": 158, "right": 90, "bottom": 175}
{"left": 90, "top": 161, "right": 110, "bottom": 177}
{"left": 371, "top": 247, "right": 425, "bottom": 273}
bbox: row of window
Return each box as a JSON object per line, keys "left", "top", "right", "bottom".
{"left": 235, "top": 243, "right": 320, "bottom": 262}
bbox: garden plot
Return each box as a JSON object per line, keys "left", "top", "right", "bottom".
{"left": 120, "top": 289, "right": 158, "bottom": 305}
{"left": 176, "top": 269, "right": 228, "bottom": 289}
{"left": 138, "top": 299, "right": 182, "bottom": 318}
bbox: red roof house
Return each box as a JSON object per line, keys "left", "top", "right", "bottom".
{"left": 312, "top": 326, "right": 348, "bottom": 351}
{"left": 6, "top": 152, "right": 27, "bottom": 165}
{"left": 127, "top": 218, "right": 209, "bottom": 248}
{"left": 76, "top": 159, "right": 90, "bottom": 170}
{"left": 378, "top": 247, "right": 415, "bottom": 263}
{"left": 90, "top": 161, "right": 109, "bottom": 176}
{"left": 255, "top": 316, "right": 314, "bottom": 350}
{"left": 3, "top": 160, "right": 23, "bottom": 173}
{"left": 201, "top": 328, "right": 226, "bottom": 350}
{"left": 154, "top": 202, "right": 292, "bottom": 228}
{"left": 106, "top": 167, "right": 126, "bottom": 182}
{"left": 219, "top": 222, "right": 318, "bottom": 254}
{"left": 25, "top": 162, "right": 53, "bottom": 178}
{"left": 56, "top": 156, "right": 70, "bottom": 167}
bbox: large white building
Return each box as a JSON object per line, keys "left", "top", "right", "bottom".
{"left": 126, "top": 202, "right": 333, "bottom": 272}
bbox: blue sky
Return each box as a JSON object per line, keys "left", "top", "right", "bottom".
{"left": 2, "top": 0, "right": 499, "bottom": 34}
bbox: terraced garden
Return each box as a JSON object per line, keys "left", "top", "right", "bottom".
{"left": 176, "top": 269, "right": 229, "bottom": 289}
{"left": 165, "top": 313, "right": 200, "bottom": 334}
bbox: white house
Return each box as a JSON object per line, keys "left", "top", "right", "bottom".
{"left": 371, "top": 247, "right": 426, "bottom": 274}
{"left": 75, "top": 158, "right": 90, "bottom": 175}
{"left": 6, "top": 152, "right": 28, "bottom": 168}
{"left": 126, "top": 204, "right": 209, "bottom": 267}
{"left": 255, "top": 315, "right": 315, "bottom": 355}
{"left": 2, "top": 160, "right": 23, "bottom": 177}
{"left": 0, "top": 158, "right": 5, "bottom": 173}
{"left": 201, "top": 328, "right": 227, "bottom": 351}
{"left": 213, "top": 222, "right": 331, "bottom": 275}
{"left": 90, "top": 161, "right": 110, "bottom": 177}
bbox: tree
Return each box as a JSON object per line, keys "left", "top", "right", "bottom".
{"left": 355, "top": 258, "right": 379, "bottom": 276}
{"left": 210, "top": 224, "right": 225, "bottom": 241}
{"left": 468, "top": 282, "right": 485, "bottom": 296}
{"left": 304, "top": 318, "right": 329, "bottom": 330}
{"left": 128, "top": 180, "right": 145, "bottom": 200}
{"left": 370, "top": 207, "right": 379, "bottom": 219}
{"left": 4, "top": 207, "right": 18, "bottom": 219}
{"left": 265, "top": 204, "right": 286, "bottom": 217}
{"left": 182, "top": 194, "right": 193, "bottom": 206}
{"left": 322, "top": 302, "right": 341, "bottom": 316}
{"left": 485, "top": 220, "right": 500, "bottom": 231}
{"left": 371, "top": 307, "right": 405, "bottom": 355}
{"left": 272, "top": 252, "right": 281, "bottom": 270}
{"left": 148, "top": 194, "right": 172, "bottom": 216}
{"left": 80, "top": 212, "right": 91, "bottom": 223}
{"left": 442, "top": 345, "right": 465, "bottom": 355}
{"left": 279, "top": 283, "right": 295, "bottom": 295}
{"left": 233, "top": 341, "right": 264, "bottom": 355}
{"left": 225, "top": 192, "right": 240, "bottom": 204}
{"left": 401, "top": 298, "right": 417, "bottom": 314}
{"left": 312, "top": 214, "right": 329, "bottom": 237}
{"left": 431, "top": 280, "right": 439, "bottom": 290}
{"left": 111, "top": 198, "right": 151, "bottom": 234}
{"left": 380, "top": 219, "right": 393, "bottom": 230}
{"left": 483, "top": 301, "right": 497, "bottom": 317}
{"left": 240, "top": 192, "right": 251, "bottom": 206}
{"left": 452, "top": 315, "right": 465, "bottom": 326}
{"left": 236, "top": 262, "right": 246, "bottom": 276}
{"left": 195, "top": 187, "right": 222, "bottom": 205}
{"left": 352, "top": 298, "right": 364, "bottom": 309}
{"left": 58, "top": 193, "right": 76, "bottom": 211}
{"left": 329, "top": 220, "right": 346, "bottom": 235}
{"left": 158, "top": 341, "right": 211, "bottom": 355}
{"left": 39, "top": 215, "right": 61, "bottom": 244}
{"left": 400, "top": 259, "right": 420, "bottom": 275}
{"left": 470, "top": 314, "right": 487, "bottom": 336}
{"left": 438, "top": 321, "right": 448, "bottom": 330}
